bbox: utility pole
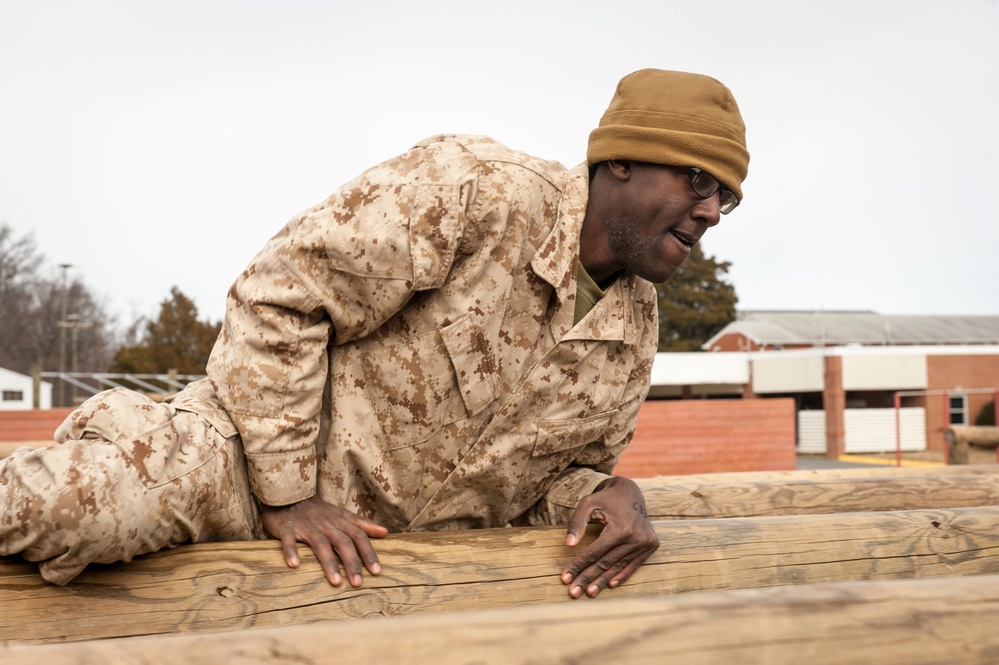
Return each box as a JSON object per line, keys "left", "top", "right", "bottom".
{"left": 58, "top": 263, "right": 73, "bottom": 406}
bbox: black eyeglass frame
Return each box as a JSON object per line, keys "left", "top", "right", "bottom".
{"left": 686, "top": 167, "right": 740, "bottom": 214}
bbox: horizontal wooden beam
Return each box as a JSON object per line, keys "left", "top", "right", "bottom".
{"left": 0, "top": 441, "right": 54, "bottom": 460}
{"left": 4, "top": 505, "right": 999, "bottom": 644}
{"left": 4, "top": 574, "right": 999, "bottom": 664}
{"left": 633, "top": 462, "right": 999, "bottom": 485}
{"left": 950, "top": 426, "right": 999, "bottom": 446}
{"left": 642, "top": 473, "right": 999, "bottom": 520}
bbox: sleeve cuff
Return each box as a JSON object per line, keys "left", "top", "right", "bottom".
{"left": 543, "top": 467, "right": 612, "bottom": 511}
{"left": 245, "top": 447, "right": 317, "bottom": 506}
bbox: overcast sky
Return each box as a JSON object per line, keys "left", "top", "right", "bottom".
{"left": 1, "top": 0, "right": 997, "bottom": 327}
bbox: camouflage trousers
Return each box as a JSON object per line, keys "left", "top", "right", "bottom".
{"left": 0, "top": 388, "right": 263, "bottom": 585}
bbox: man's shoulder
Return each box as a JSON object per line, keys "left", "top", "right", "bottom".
{"left": 414, "top": 134, "right": 569, "bottom": 187}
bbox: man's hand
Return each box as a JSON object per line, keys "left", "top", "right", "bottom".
{"left": 560, "top": 476, "right": 659, "bottom": 598}
{"left": 260, "top": 495, "right": 388, "bottom": 588}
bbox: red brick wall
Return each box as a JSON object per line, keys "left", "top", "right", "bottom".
{"left": 614, "top": 398, "right": 797, "bottom": 478}
{"left": 0, "top": 408, "right": 74, "bottom": 441}
{"left": 706, "top": 333, "right": 761, "bottom": 352}
{"left": 925, "top": 355, "right": 999, "bottom": 451}
{"left": 706, "top": 333, "right": 812, "bottom": 353}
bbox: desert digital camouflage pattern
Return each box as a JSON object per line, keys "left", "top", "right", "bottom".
{"left": 0, "top": 135, "right": 658, "bottom": 584}
{"left": 0, "top": 380, "right": 261, "bottom": 585}
{"left": 209, "top": 135, "right": 658, "bottom": 531}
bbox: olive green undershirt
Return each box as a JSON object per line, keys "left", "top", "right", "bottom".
{"left": 574, "top": 263, "right": 611, "bottom": 325}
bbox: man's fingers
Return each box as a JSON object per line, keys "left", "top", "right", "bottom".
{"left": 564, "top": 507, "right": 595, "bottom": 548}
{"left": 351, "top": 530, "right": 383, "bottom": 576}
{"left": 325, "top": 527, "right": 376, "bottom": 587}
{"left": 355, "top": 519, "right": 390, "bottom": 539}
{"left": 561, "top": 523, "right": 626, "bottom": 579}
{"left": 563, "top": 542, "right": 634, "bottom": 598}
{"left": 308, "top": 538, "right": 345, "bottom": 587}
{"left": 260, "top": 497, "right": 388, "bottom": 587}
{"left": 609, "top": 547, "right": 656, "bottom": 588}
{"left": 279, "top": 535, "right": 302, "bottom": 569}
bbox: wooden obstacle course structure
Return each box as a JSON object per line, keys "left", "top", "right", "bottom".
{"left": 3, "top": 463, "right": 999, "bottom": 660}
{"left": 4, "top": 574, "right": 999, "bottom": 665}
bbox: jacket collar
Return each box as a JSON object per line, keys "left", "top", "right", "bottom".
{"left": 531, "top": 164, "right": 640, "bottom": 344}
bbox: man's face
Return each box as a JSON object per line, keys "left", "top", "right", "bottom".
{"left": 605, "top": 162, "right": 722, "bottom": 283}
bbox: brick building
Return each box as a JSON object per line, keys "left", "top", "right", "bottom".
{"left": 647, "top": 311, "right": 999, "bottom": 458}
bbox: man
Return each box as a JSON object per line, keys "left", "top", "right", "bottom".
{"left": 0, "top": 69, "right": 749, "bottom": 599}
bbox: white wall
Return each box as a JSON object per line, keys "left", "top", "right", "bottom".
{"left": 845, "top": 407, "right": 926, "bottom": 453}
{"left": 796, "top": 407, "right": 926, "bottom": 454}
{"left": 797, "top": 410, "right": 827, "bottom": 453}
{"left": 753, "top": 354, "right": 825, "bottom": 393}
{"left": 650, "top": 352, "right": 750, "bottom": 386}
{"left": 841, "top": 354, "right": 927, "bottom": 391}
{"left": 0, "top": 368, "right": 52, "bottom": 410}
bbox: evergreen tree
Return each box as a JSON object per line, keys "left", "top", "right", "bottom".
{"left": 655, "top": 244, "right": 737, "bottom": 352}
{"left": 111, "top": 287, "right": 220, "bottom": 374}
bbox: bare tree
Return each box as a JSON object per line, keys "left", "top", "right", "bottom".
{"left": 0, "top": 223, "right": 43, "bottom": 372}
{"left": 0, "top": 223, "right": 117, "bottom": 379}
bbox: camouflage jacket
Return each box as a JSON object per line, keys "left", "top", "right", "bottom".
{"left": 205, "top": 134, "right": 658, "bottom": 532}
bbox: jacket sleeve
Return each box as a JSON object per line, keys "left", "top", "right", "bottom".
{"left": 207, "top": 139, "right": 476, "bottom": 506}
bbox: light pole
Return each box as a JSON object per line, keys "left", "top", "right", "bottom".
{"left": 60, "top": 313, "right": 93, "bottom": 406}
{"left": 58, "top": 263, "right": 73, "bottom": 407}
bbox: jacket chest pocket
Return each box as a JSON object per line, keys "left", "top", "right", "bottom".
{"left": 361, "top": 313, "right": 498, "bottom": 448}
{"left": 527, "top": 410, "right": 617, "bottom": 480}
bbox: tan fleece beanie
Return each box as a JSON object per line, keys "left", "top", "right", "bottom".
{"left": 587, "top": 69, "right": 750, "bottom": 200}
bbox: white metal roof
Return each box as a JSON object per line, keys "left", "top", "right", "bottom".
{"left": 703, "top": 311, "right": 999, "bottom": 349}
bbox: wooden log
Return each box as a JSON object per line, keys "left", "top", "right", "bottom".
{"left": 949, "top": 427, "right": 999, "bottom": 464}
{"left": 4, "top": 574, "right": 999, "bottom": 665}
{"left": 642, "top": 473, "right": 999, "bottom": 520}
{"left": 4, "top": 505, "right": 999, "bottom": 644}
{"left": 0, "top": 441, "right": 55, "bottom": 460}
{"left": 953, "top": 426, "right": 999, "bottom": 447}
{"left": 633, "top": 462, "right": 999, "bottom": 485}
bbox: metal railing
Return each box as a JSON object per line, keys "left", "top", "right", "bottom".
{"left": 37, "top": 372, "right": 206, "bottom": 407}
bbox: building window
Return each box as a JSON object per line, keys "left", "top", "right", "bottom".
{"left": 948, "top": 394, "right": 968, "bottom": 426}
{"left": 2, "top": 390, "right": 24, "bottom": 402}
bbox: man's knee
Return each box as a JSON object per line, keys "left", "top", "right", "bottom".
{"left": 1, "top": 399, "right": 258, "bottom": 585}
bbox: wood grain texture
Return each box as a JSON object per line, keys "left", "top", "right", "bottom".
{"left": 951, "top": 427, "right": 999, "bottom": 446}
{"left": 5, "top": 505, "right": 999, "bottom": 644}
{"left": 5, "top": 574, "right": 999, "bottom": 665}
{"left": 642, "top": 473, "right": 999, "bottom": 519}
{"left": 633, "top": 462, "right": 999, "bottom": 485}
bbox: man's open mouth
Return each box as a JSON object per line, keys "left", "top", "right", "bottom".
{"left": 670, "top": 229, "right": 695, "bottom": 249}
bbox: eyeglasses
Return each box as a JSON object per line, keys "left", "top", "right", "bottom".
{"left": 686, "top": 168, "right": 740, "bottom": 215}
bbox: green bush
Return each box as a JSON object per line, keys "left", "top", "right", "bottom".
{"left": 976, "top": 400, "right": 997, "bottom": 426}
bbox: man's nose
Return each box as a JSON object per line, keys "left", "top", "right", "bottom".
{"left": 693, "top": 194, "right": 722, "bottom": 227}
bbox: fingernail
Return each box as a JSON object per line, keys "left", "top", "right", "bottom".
{"left": 587, "top": 584, "right": 599, "bottom": 596}
{"left": 571, "top": 586, "right": 582, "bottom": 598}
{"left": 371, "top": 563, "right": 382, "bottom": 575}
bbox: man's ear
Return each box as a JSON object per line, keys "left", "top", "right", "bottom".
{"left": 605, "top": 159, "right": 633, "bottom": 181}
